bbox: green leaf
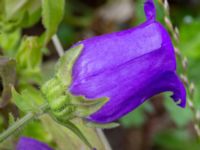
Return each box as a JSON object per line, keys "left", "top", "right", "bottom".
{"left": 11, "top": 86, "right": 45, "bottom": 113}
{"left": 16, "top": 36, "right": 43, "bottom": 84}
{"left": 4, "top": 0, "right": 29, "bottom": 20}
{"left": 0, "top": 0, "right": 5, "bottom": 21}
{"left": 1, "top": 0, "right": 41, "bottom": 31}
{"left": 41, "top": 0, "right": 65, "bottom": 43}
{"left": 0, "top": 115, "right": 4, "bottom": 132}
{"left": 41, "top": 115, "right": 105, "bottom": 150}
{"left": 1, "top": 0, "right": 28, "bottom": 31}
{"left": 0, "top": 56, "right": 16, "bottom": 108}
{"left": 22, "top": 120, "right": 52, "bottom": 143}
{"left": 59, "top": 120, "right": 93, "bottom": 150}
{"left": 11, "top": 87, "right": 30, "bottom": 112}
{"left": 21, "top": 86, "right": 46, "bottom": 106}
{"left": 0, "top": 29, "right": 21, "bottom": 56}
{"left": 19, "top": 0, "right": 41, "bottom": 28}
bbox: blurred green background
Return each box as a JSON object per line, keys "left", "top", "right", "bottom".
{"left": 1, "top": 0, "right": 200, "bottom": 150}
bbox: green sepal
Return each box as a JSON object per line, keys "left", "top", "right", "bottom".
{"left": 0, "top": 29, "right": 21, "bottom": 56}
{"left": 57, "top": 119, "right": 93, "bottom": 150}
{"left": 52, "top": 105, "right": 76, "bottom": 121}
{"left": 41, "top": 44, "right": 83, "bottom": 101}
{"left": 46, "top": 94, "right": 109, "bottom": 122}
{"left": 12, "top": 87, "right": 29, "bottom": 112}
{"left": 84, "top": 121, "right": 120, "bottom": 129}
{"left": 49, "top": 95, "right": 74, "bottom": 118}
{"left": 71, "top": 95, "right": 109, "bottom": 117}
{"left": 41, "top": 77, "right": 66, "bottom": 100}
{"left": 56, "top": 44, "right": 83, "bottom": 87}
{"left": 11, "top": 86, "right": 46, "bottom": 113}
{"left": 49, "top": 95, "right": 69, "bottom": 111}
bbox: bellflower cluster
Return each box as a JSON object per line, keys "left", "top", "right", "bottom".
{"left": 68, "top": 0, "right": 186, "bottom": 123}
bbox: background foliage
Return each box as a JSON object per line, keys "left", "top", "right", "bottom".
{"left": 0, "top": 0, "right": 200, "bottom": 150}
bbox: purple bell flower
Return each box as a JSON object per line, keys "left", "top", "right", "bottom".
{"left": 16, "top": 137, "right": 53, "bottom": 150}
{"left": 69, "top": 0, "right": 186, "bottom": 123}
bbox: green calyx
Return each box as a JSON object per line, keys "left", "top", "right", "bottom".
{"left": 41, "top": 44, "right": 109, "bottom": 122}
{"left": 40, "top": 44, "right": 111, "bottom": 149}
{"left": 41, "top": 44, "right": 83, "bottom": 120}
{"left": 55, "top": 44, "right": 83, "bottom": 86}
{"left": 11, "top": 44, "right": 116, "bottom": 149}
{"left": 71, "top": 95, "right": 109, "bottom": 118}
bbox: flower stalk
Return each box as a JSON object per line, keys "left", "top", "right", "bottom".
{"left": 0, "top": 103, "right": 49, "bottom": 143}
{"left": 0, "top": 113, "right": 34, "bottom": 143}
{"left": 159, "top": 0, "right": 200, "bottom": 138}
{"left": 52, "top": 34, "right": 64, "bottom": 57}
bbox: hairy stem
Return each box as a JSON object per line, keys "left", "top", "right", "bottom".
{"left": 52, "top": 34, "right": 64, "bottom": 57}
{"left": 0, "top": 112, "right": 34, "bottom": 142}
{"left": 0, "top": 103, "right": 49, "bottom": 143}
{"left": 96, "top": 128, "right": 112, "bottom": 150}
{"left": 159, "top": 0, "right": 200, "bottom": 139}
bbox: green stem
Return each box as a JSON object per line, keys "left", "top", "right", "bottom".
{"left": 0, "top": 103, "right": 49, "bottom": 143}
{"left": 0, "top": 112, "right": 34, "bottom": 142}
